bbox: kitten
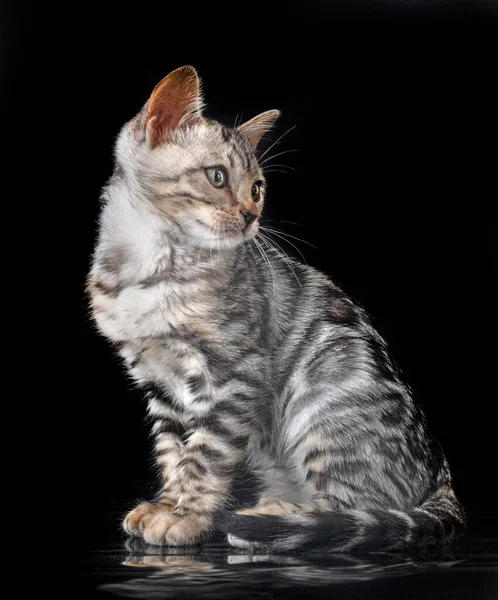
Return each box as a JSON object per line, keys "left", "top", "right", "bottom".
{"left": 87, "top": 66, "right": 465, "bottom": 553}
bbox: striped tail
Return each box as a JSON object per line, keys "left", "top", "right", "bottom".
{"left": 216, "top": 493, "right": 465, "bottom": 554}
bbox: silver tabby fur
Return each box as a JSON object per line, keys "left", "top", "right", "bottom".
{"left": 88, "top": 66, "right": 465, "bottom": 553}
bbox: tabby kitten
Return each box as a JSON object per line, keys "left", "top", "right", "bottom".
{"left": 88, "top": 66, "right": 465, "bottom": 552}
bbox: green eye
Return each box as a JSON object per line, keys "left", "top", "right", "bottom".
{"left": 205, "top": 166, "right": 228, "bottom": 188}
{"left": 251, "top": 181, "right": 262, "bottom": 202}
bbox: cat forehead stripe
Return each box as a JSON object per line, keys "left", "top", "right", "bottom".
{"left": 221, "top": 126, "right": 256, "bottom": 171}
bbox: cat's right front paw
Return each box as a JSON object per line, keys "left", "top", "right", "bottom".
{"left": 123, "top": 502, "right": 166, "bottom": 536}
{"left": 122, "top": 502, "right": 211, "bottom": 545}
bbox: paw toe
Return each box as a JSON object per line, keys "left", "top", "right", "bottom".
{"left": 123, "top": 502, "right": 158, "bottom": 536}
{"left": 142, "top": 511, "right": 179, "bottom": 545}
{"left": 165, "top": 515, "right": 209, "bottom": 546}
{"left": 123, "top": 503, "right": 212, "bottom": 546}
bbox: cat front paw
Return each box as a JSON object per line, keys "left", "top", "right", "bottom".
{"left": 123, "top": 502, "right": 163, "bottom": 536}
{"left": 156, "top": 513, "right": 212, "bottom": 546}
{"left": 123, "top": 502, "right": 211, "bottom": 546}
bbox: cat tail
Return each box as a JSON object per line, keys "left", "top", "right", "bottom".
{"left": 215, "top": 492, "right": 465, "bottom": 554}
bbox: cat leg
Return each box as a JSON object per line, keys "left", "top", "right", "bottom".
{"left": 129, "top": 393, "right": 252, "bottom": 546}
{"left": 125, "top": 337, "right": 265, "bottom": 546}
{"left": 237, "top": 462, "right": 304, "bottom": 516}
{"left": 123, "top": 390, "right": 187, "bottom": 537}
{"left": 124, "top": 391, "right": 237, "bottom": 546}
{"left": 233, "top": 428, "right": 340, "bottom": 520}
{"left": 227, "top": 457, "right": 337, "bottom": 549}
{"left": 146, "top": 439, "right": 244, "bottom": 545}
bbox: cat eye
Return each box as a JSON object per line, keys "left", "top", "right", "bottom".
{"left": 205, "top": 166, "right": 228, "bottom": 188}
{"left": 251, "top": 181, "right": 262, "bottom": 202}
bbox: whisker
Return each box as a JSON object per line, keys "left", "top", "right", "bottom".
{"left": 253, "top": 238, "right": 277, "bottom": 295}
{"left": 261, "top": 226, "right": 318, "bottom": 249}
{"left": 247, "top": 238, "right": 258, "bottom": 264}
{"left": 233, "top": 113, "right": 243, "bottom": 129}
{"left": 210, "top": 223, "right": 223, "bottom": 284}
{"left": 258, "top": 125, "right": 297, "bottom": 162}
{"left": 216, "top": 223, "right": 228, "bottom": 269}
{"left": 263, "top": 219, "right": 304, "bottom": 227}
{"left": 260, "top": 149, "right": 300, "bottom": 167}
{"left": 257, "top": 133, "right": 276, "bottom": 145}
{"left": 260, "top": 227, "right": 307, "bottom": 264}
{"left": 262, "top": 164, "right": 297, "bottom": 172}
{"left": 262, "top": 169, "right": 291, "bottom": 175}
{"left": 227, "top": 224, "right": 240, "bottom": 251}
{"left": 258, "top": 233, "right": 302, "bottom": 288}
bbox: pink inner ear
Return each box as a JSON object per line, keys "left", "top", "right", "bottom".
{"left": 146, "top": 66, "right": 202, "bottom": 148}
{"left": 149, "top": 103, "right": 178, "bottom": 133}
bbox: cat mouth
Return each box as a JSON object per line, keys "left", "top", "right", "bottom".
{"left": 216, "top": 222, "right": 258, "bottom": 239}
{"left": 192, "top": 218, "right": 258, "bottom": 244}
{"left": 241, "top": 220, "right": 259, "bottom": 238}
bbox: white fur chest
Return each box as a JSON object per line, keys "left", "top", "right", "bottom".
{"left": 91, "top": 278, "right": 213, "bottom": 410}
{"left": 92, "top": 277, "right": 206, "bottom": 343}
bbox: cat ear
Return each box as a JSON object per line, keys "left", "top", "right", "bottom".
{"left": 237, "top": 110, "right": 280, "bottom": 149}
{"left": 146, "top": 66, "right": 204, "bottom": 148}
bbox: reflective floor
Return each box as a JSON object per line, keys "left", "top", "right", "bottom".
{"left": 83, "top": 506, "right": 498, "bottom": 599}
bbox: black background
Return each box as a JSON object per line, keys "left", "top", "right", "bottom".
{"left": 6, "top": 1, "right": 497, "bottom": 530}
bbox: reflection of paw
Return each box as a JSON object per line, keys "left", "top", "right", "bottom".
{"left": 123, "top": 555, "right": 211, "bottom": 570}
{"left": 123, "top": 503, "right": 212, "bottom": 546}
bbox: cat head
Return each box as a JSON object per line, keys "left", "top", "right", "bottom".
{"left": 116, "top": 66, "right": 279, "bottom": 249}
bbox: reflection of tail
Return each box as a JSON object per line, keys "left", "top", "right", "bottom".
{"left": 217, "top": 492, "right": 465, "bottom": 553}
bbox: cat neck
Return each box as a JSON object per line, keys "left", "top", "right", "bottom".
{"left": 98, "top": 178, "right": 240, "bottom": 287}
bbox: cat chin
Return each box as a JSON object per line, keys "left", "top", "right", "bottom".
{"left": 183, "top": 225, "right": 258, "bottom": 251}
{"left": 187, "top": 235, "right": 247, "bottom": 251}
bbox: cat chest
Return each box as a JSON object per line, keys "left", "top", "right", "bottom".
{"left": 93, "top": 279, "right": 215, "bottom": 342}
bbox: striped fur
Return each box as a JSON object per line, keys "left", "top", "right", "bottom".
{"left": 88, "top": 66, "right": 465, "bottom": 552}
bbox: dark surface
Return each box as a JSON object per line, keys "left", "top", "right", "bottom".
{"left": 82, "top": 478, "right": 498, "bottom": 598}
{"left": 87, "top": 542, "right": 498, "bottom": 600}
{"left": 6, "top": 1, "right": 497, "bottom": 597}
{"left": 83, "top": 501, "right": 497, "bottom": 599}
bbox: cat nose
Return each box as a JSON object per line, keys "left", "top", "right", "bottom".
{"left": 240, "top": 209, "right": 258, "bottom": 226}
